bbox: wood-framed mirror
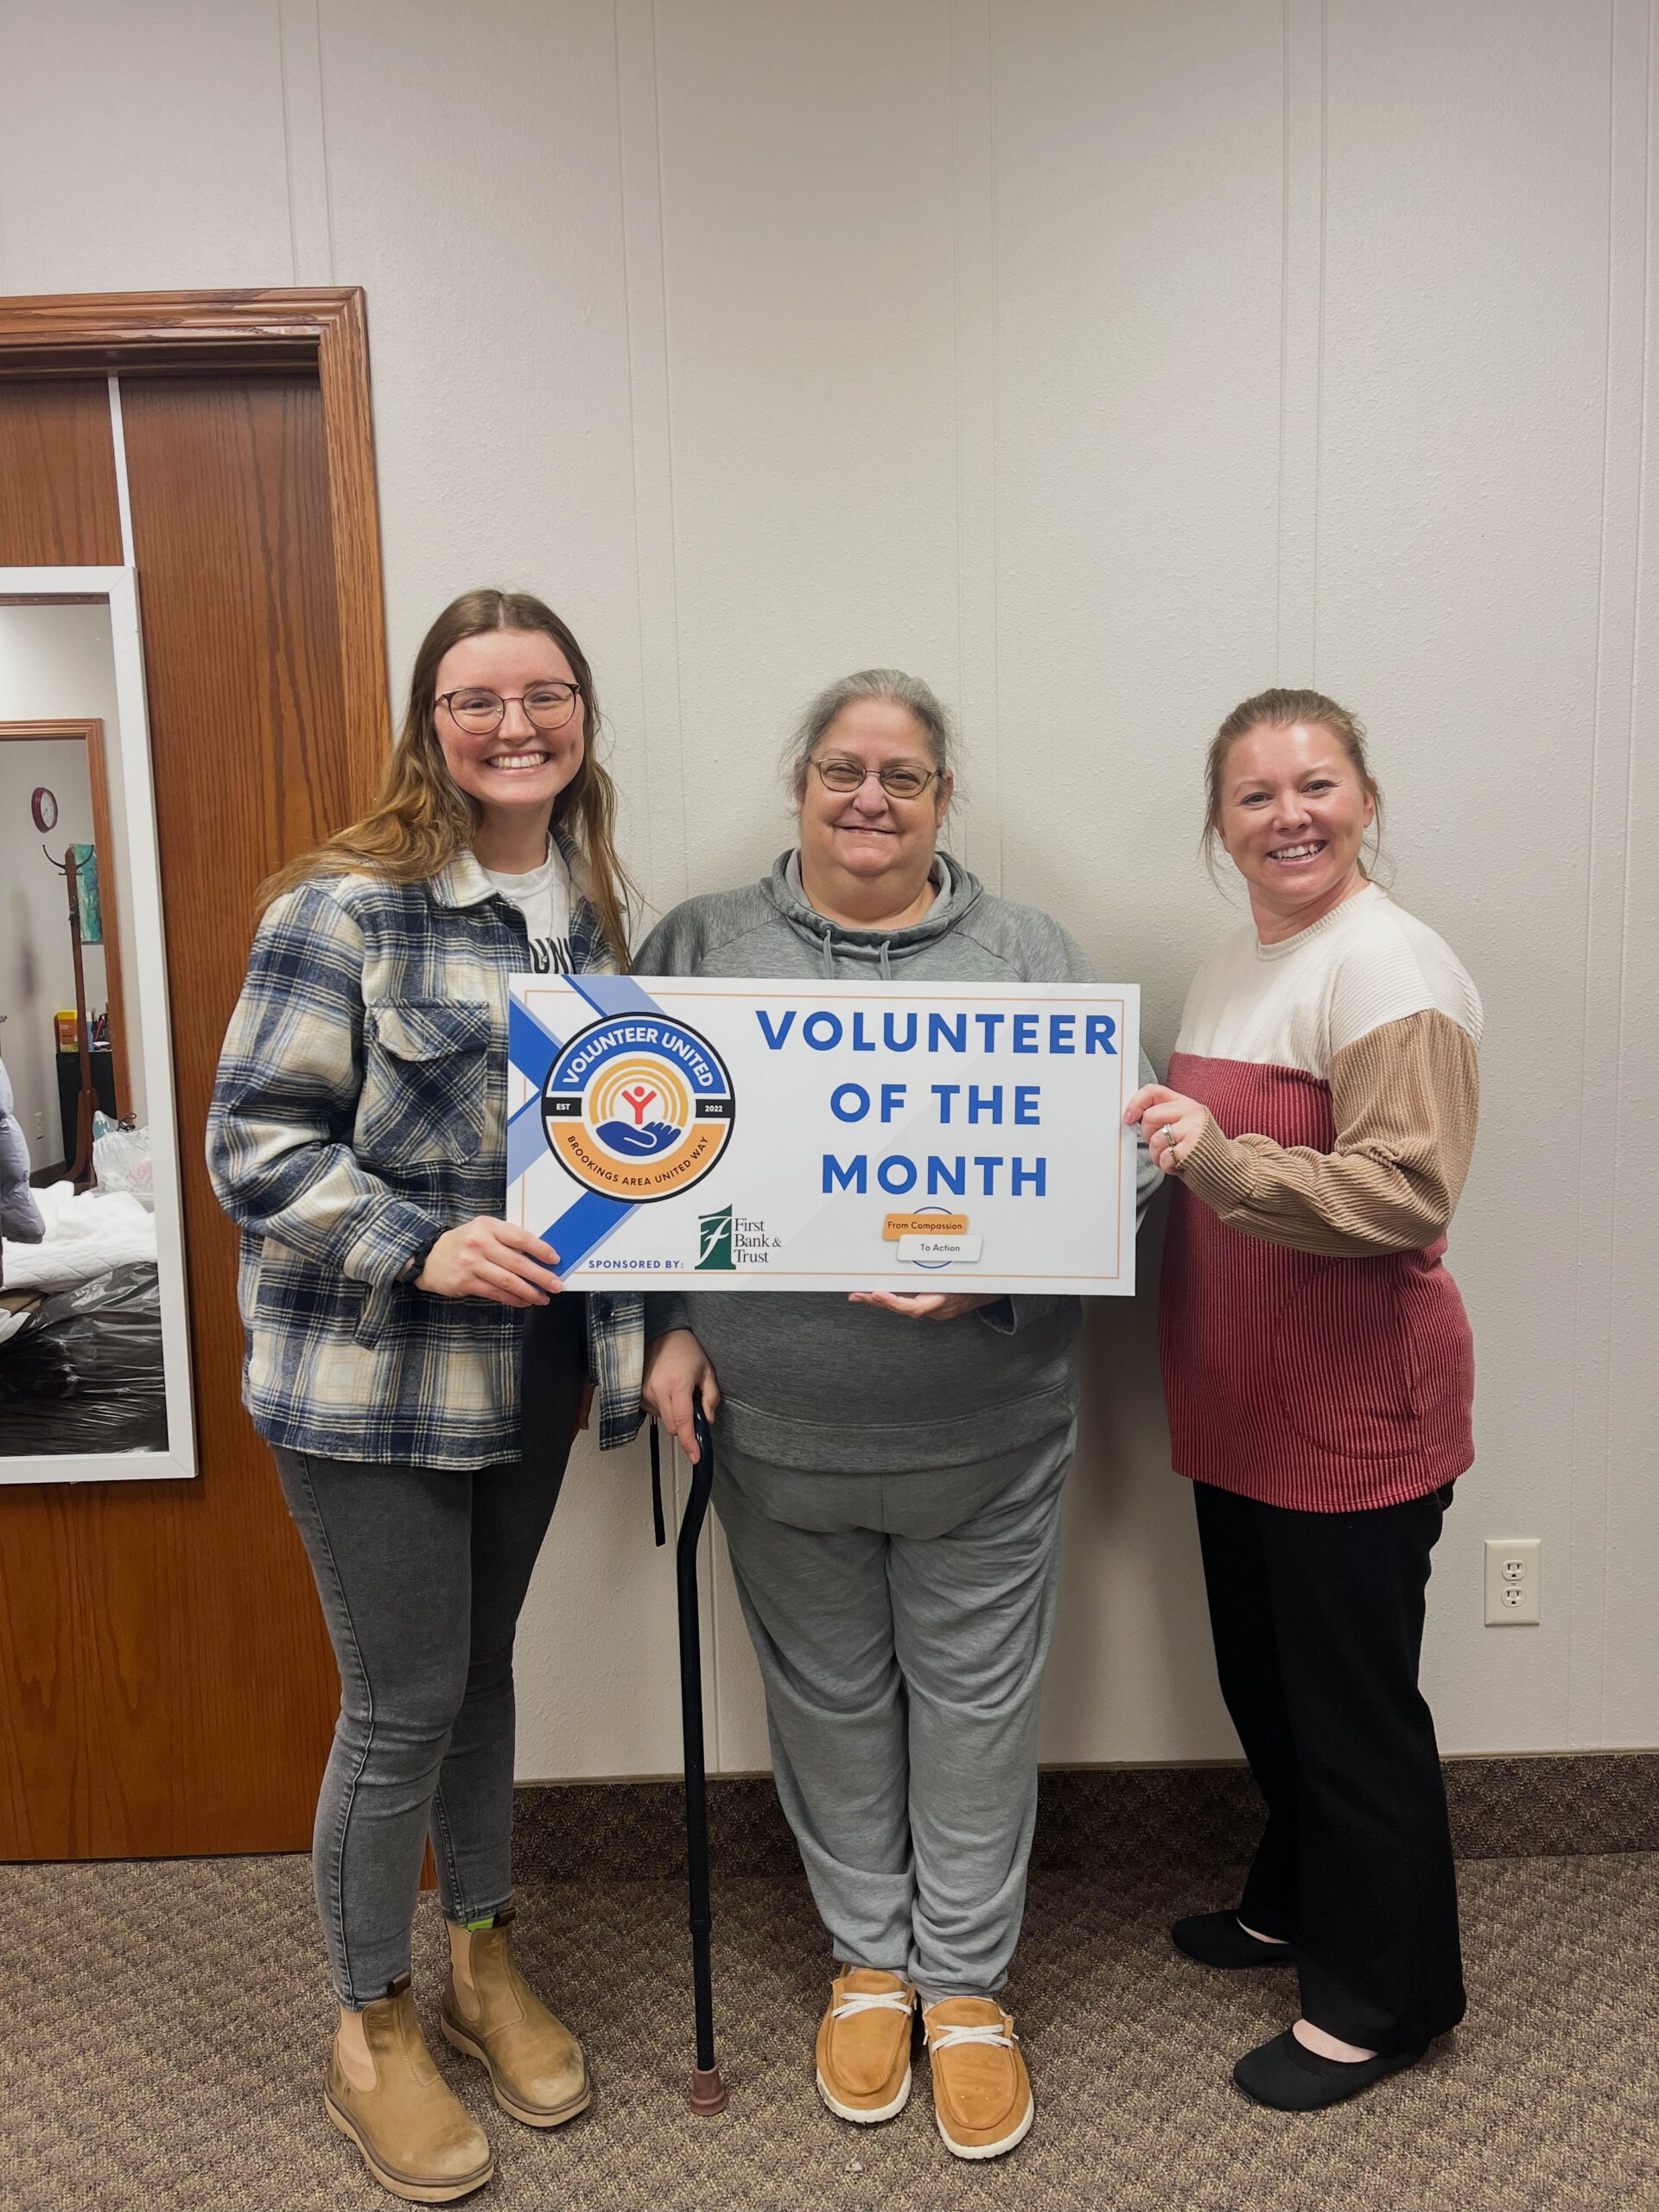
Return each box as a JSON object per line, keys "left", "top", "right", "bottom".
{"left": 1, "top": 711, "right": 132, "bottom": 1142}
{"left": 0, "top": 567, "right": 196, "bottom": 1483}
{"left": 0, "top": 291, "right": 386, "bottom": 1859}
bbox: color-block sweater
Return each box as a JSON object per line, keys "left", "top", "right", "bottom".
{"left": 1160, "top": 885, "right": 1482, "bottom": 1512}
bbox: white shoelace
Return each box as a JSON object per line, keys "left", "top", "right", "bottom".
{"left": 832, "top": 1990, "right": 915, "bottom": 2022}
{"left": 927, "top": 2019, "right": 1016, "bottom": 2052}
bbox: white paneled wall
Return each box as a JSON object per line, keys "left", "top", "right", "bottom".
{"left": 4, "top": 0, "right": 1654, "bottom": 1768}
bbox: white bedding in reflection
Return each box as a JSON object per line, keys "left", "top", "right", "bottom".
{"left": 0, "top": 1179, "right": 157, "bottom": 1299}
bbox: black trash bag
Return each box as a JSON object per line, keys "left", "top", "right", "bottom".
{"left": 0, "top": 1262, "right": 168, "bottom": 1455}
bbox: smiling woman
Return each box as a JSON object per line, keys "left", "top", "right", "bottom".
{"left": 1123, "top": 685, "right": 1481, "bottom": 2115}
{"left": 635, "top": 666, "right": 1159, "bottom": 2165}
{"left": 206, "top": 588, "right": 645, "bottom": 2201}
{"left": 1202, "top": 689, "right": 1383, "bottom": 938}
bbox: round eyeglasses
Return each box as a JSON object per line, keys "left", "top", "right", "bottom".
{"left": 436, "top": 683, "right": 581, "bottom": 735}
{"left": 810, "top": 757, "right": 941, "bottom": 800}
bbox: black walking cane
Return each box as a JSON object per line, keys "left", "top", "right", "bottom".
{"left": 651, "top": 1400, "right": 728, "bottom": 2114}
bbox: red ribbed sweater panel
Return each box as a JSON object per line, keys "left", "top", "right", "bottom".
{"left": 1160, "top": 1050, "right": 1475, "bottom": 1511}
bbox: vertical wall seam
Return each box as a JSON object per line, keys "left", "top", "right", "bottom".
{"left": 1571, "top": 0, "right": 1618, "bottom": 1747}
{"left": 276, "top": 0, "right": 302, "bottom": 286}
{"left": 276, "top": 0, "right": 336, "bottom": 287}
{"left": 0, "top": 134, "right": 11, "bottom": 293}
{"left": 611, "top": 0, "right": 657, "bottom": 906}
{"left": 950, "top": 0, "right": 963, "bottom": 718}
{"left": 988, "top": 15, "right": 1002, "bottom": 897}
{"left": 950, "top": 0, "right": 967, "bottom": 865}
{"left": 1313, "top": 0, "right": 1327, "bottom": 685}
{"left": 614, "top": 0, "right": 707, "bottom": 1751}
{"left": 615, "top": 0, "right": 690, "bottom": 920}
{"left": 1275, "top": 0, "right": 1292, "bottom": 681}
{"left": 1571, "top": 0, "right": 1645, "bottom": 1746}
{"left": 1605, "top": 0, "right": 1657, "bottom": 1739}
{"left": 313, "top": 0, "right": 338, "bottom": 284}
{"left": 648, "top": 0, "right": 693, "bottom": 909}
{"left": 949, "top": 0, "right": 998, "bottom": 889}
{"left": 1595, "top": 0, "right": 1629, "bottom": 1751}
{"left": 1276, "top": 0, "right": 1323, "bottom": 683}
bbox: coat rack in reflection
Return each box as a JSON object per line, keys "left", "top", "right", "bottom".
{"left": 44, "top": 842, "right": 97, "bottom": 1191}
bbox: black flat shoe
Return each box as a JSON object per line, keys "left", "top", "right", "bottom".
{"left": 1170, "top": 1910, "right": 1299, "bottom": 1970}
{"left": 1232, "top": 2029, "right": 1427, "bottom": 2112}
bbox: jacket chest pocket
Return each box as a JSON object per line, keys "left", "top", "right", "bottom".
{"left": 358, "top": 998, "right": 493, "bottom": 1168}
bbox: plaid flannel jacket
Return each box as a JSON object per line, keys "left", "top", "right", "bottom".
{"left": 206, "top": 841, "right": 645, "bottom": 1467}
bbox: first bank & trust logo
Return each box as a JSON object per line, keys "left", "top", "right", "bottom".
{"left": 540, "top": 1013, "right": 735, "bottom": 1201}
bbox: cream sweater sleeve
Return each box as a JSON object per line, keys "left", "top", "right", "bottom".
{"left": 1175, "top": 1010, "right": 1478, "bottom": 1258}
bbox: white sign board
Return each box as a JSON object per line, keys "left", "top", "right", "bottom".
{"left": 505, "top": 976, "right": 1140, "bottom": 1295}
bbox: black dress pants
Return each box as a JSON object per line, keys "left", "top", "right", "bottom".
{"left": 1193, "top": 1479, "right": 1466, "bottom": 2054}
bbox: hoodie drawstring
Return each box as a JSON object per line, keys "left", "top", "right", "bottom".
{"left": 818, "top": 926, "right": 895, "bottom": 981}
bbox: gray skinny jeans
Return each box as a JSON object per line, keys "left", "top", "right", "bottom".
{"left": 273, "top": 1296, "right": 582, "bottom": 2009}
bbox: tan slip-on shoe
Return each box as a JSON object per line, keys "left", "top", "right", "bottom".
{"left": 325, "top": 1983, "right": 493, "bottom": 2204}
{"left": 441, "top": 1918, "right": 590, "bottom": 2128}
{"left": 923, "top": 1996, "right": 1033, "bottom": 2161}
{"left": 814, "top": 1967, "right": 917, "bottom": 2123}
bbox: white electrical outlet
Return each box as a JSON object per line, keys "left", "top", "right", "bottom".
{"left": 1484, "top": 1538, "right": 1541, "bottom": 1625}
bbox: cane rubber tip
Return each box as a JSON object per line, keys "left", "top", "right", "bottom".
{"left": 689, "top": 2066, "right": 728, "bottom": 2114}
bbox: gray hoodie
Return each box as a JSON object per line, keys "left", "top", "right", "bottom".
{"left": 638, "top": 851, "right": 1156, "bottom": 1473}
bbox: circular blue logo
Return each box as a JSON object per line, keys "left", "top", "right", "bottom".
{"left": 542, "top": 1014, "right": 736, "bottom": 1200}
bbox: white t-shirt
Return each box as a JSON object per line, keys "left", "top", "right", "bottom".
{"left": 482, "top": 843, "right": 575, "bottom": 974}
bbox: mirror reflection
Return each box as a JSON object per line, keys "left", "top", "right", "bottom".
{"left": 0, "top": 598, "right": 168, "bottom": 1458}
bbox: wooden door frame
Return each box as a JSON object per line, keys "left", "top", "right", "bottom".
{"left": 0, "top": 716, "right": 131, "bottom": 1119}
{"left": 0, "top": 295, "right": 388, "bottom": 1851}
{"left": 0, "top": 289, "right": 389, "bottom": 773}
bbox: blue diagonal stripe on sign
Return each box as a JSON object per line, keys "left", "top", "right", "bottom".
{"left": 505, "top": 1096, "right": 546, "bottom": 1187}
{"left": 508, "top": 995, "right": 563, "bottom": 1090}
{"left": 566, "top": 974, "right": 662, "bottom": 1020}
{"left": 506, "top": 995, "right": 566, "bottom": 1188}
{"left": 542, "top": 1186, "right": 634, "bottom": 1270}
{"left": 512, "top": 975, "right": 677, "bottom": 1274}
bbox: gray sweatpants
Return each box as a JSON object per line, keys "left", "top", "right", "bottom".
{"left": 714, "top": 1421, "right": 1074, "bottom": 2000}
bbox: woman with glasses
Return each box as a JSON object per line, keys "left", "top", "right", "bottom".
{"left": 640, "top": 670, "right": 1154, "bottom": 2164}
{"left": 208, "top": 590, "right": 642, "bottom": 2203}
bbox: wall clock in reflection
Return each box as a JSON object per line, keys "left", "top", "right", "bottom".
{"left": 31, "top": 787, "right": 59, "bottom": 833}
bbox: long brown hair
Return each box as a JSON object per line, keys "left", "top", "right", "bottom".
{"left": 1202, "top": 685, "right": 1384, "bottom": 884}
{"left": 258, "top": 588, "right": 635, "bottom": 963}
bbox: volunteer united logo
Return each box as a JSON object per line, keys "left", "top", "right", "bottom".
{"left": 541, "top": 1014, "right": 735, "bottom": 1202}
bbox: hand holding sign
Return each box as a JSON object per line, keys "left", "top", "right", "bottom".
{"left": 1123, "top": 1081, "right": 1209, "bottom": 1176}
{"left": 848, "top": 1290, "right": 1000, "bottom": 1321}
{"left": 416, "top": 1218, "right": 562, "bottom": 1306}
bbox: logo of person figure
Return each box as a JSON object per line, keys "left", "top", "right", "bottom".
{"left": 602, "top": 1079, "right": 681, "bottom": 1157}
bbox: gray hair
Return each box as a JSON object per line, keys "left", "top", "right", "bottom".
{"left": 785, "top": 668, "right": 957, "bottom": 803}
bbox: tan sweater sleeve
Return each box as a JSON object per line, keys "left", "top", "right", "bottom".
{"left": 1176, "top": 1009, "right": 1478, "bottom": 1257}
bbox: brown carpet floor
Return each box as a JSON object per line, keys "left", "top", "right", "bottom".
{"left": 5, "top": 1850, "right": 1656, "bottom": 2211}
